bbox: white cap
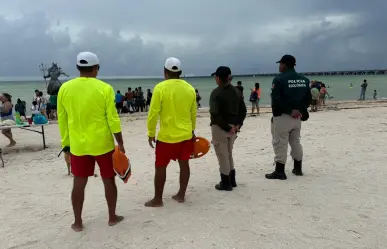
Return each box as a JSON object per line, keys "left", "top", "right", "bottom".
{"left": 164, "top": 57, "right": 182, "bottom": 72}
{"left": 76, "top": 52, "right": 100, "bottom": 67}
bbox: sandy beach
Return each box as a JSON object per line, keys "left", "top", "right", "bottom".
{"left": 1, "top": 102, "right": 387, "bottom": 249}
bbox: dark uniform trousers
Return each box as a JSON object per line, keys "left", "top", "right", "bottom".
{"left": 271, "top": 114, "right": 303, "bottom": 164}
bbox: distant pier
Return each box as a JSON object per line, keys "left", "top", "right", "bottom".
{"left": 185, "top": 69, "right": 387, "bottom": 78}
{"left": 247, "top": 69, "right": 387, "bottom": 77}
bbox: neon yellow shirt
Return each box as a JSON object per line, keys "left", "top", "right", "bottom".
{"left": 147, "top": 79, "right": 196, "bottom": 143}
{"left": 57, "top": 77, "right": 121, "bottom": 156}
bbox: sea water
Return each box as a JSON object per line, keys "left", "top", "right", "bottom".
{"left": 0, "top": 75, "right": 385, "bottom": 108}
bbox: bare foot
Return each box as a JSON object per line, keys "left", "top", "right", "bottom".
{"left": 144, "top": 198, "right": 163, "bottom": 207}
{"left": 6, "top": 141, "right": 16, "bottom": 147}
{"left": 172, "top": 194, "right": 185, "bottom": 203}
{"left": 71, "top": 223, "right": 83, "bottom": 232}
{"left": 108, "top": 215, "right": 124, "bottom": 226}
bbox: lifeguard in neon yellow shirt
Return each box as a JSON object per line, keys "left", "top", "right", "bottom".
{"left": 146, "top": 57, "right": 197, "bottom": 207}
{"left": 57, "top": 52, "right": 125, "bottom": 231}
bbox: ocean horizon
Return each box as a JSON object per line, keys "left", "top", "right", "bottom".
{"left": 0, "top": 75, "right": 386, "bottom": 114}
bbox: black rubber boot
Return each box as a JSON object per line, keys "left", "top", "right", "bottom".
{"left": 292, "top": 160, "right": 303, "bottom": 176}
{"left": 230, "top": 170, "right": 237, "bottom": 187}
{"left": 265, "top": 162, "right": 287, "bottom": 180}
{"left": 215, "top": 174, "right": 233, "bottom": 191}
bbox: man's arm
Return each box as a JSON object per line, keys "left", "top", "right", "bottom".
{"left": 57, "top": 88, "right": 70, "bottom": 148}
{"left": 147, "top": 86, "right": 161, "bottom": 138}
{"left": 271, "top": 77, "right": 292, "bottom": 115}
{"left": 191, "top": 90, "right": 197, "bottom": 132}
{"left": 209, "top": 91, "right": 232, "bottom": 132}
{"left": 106, "top": 86, "right": 123, "bottom": 145}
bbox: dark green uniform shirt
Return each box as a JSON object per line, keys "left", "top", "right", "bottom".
{"left": 209, "top": 84, "right": 247, "bottom": 132}
{"left": 271, "top": 69, "right": 311, "bottom": 118}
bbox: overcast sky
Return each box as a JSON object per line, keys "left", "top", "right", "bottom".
{"left": 0, "top": 0, "right": 386, "bottom": 76}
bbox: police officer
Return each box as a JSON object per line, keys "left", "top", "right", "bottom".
{"left": 265, "top": 55, "right": 311, "bottom": 180}
{"left": 210, "top": 66, "right": 247, "bottom": 191}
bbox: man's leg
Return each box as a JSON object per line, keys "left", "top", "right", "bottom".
{"left": 211, "top": 125, "right": 232, "bottom": 191}
{"left": 96, "top": 151, "right": 124, "bottom": 225}
{"left": 102, "top": 177, "right": 124, "bottom": 225}
{"left": 257, "top": 100, "right": 260, "bottom": 115}
{"left": 145, "top": 141, "right": 170, "bottom": 207}
{"left": 172, "top": 139, "right": 194, "bottom": 203}
{"left": 227, "top": 135, "right": 237, "bottom": 187}
{"left": 71, "top": 177, "right": 88, "bottom": 231}
{"left": 70, "top": 155, "right": 96, "bottom": 231}
{"left": 173, "top": 159, "right": 190, "bottom": 203}
{"left": 266, "top": 115, "right": 290, "bottom": 180}
{"left": 145, "top": 167, "right": 166, "bottom": 207}
{"left": 360, "top": 90, "right": 365, "bottom": 100}
{"left": 289, "top": 120, "right": 303, "bottom": 176}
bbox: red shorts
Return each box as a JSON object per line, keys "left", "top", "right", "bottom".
{"left": 155, "top": 139, "right": 193, "bottom": 167}
{"left": 71, "top": 150, "right": 115, "bottom": 178}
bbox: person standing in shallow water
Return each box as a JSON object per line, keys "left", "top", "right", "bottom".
{"left": 265, "top": 55, "right": 311, "bottom": 180}
{"left": 359, "top": 79, "right": 368, "bottom": 101}
{"left": 57, "top": 51, "right": 125, "bottom": 231}
{"left": 209, "top": 66, "right": 246, "bottom": 191}
{"left": 146, "top": 57, "right": 196, "bottom": 207}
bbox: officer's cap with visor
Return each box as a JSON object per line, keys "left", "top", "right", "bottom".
{"left": 276, "top": 54, "right": 296, "bottom": 67}
{"left": 212, "top": 66, "right": 232, "bottom": 82}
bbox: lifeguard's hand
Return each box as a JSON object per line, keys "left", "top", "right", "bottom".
{"left": 63, "top": 146, "right": 70, "bottom": 153}
{"left": 148, "top": 137, "right": 156, "bottom": 148}
{"left": 118, "top": 144, "right": 125, "bottom": 154}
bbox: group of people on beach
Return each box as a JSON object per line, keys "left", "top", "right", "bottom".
{"left": 53, "top": 51, "right": 312, "bottom": 232}
{"left": 31, "top": 89, "right": 58, "bottom": 120}
{"left": 230, "top": 80, "right": 262, "bottom": 116}
{"left": 351, "top": 79, "right": 378, "bottom": 101}
{"left": 310, "top": 81, "right": 330, "bottom": 112}
{"left": 115, "top": 86, "right": 203, "bottom": 114}
{"left": 55, "top": 52, "right": 247, "bottom": 231}
{"left": 115, "top": 87, "right": 152, "bottom": 113}
{"left": 11, "top": 89, "right": 58, "bottom": 121}
{"left": 0, "top": 89, "right": 58, "bottom": 147}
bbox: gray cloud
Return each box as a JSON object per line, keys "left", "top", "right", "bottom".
{"left": 0, "top": 0, "right": 386, "bottom": 76}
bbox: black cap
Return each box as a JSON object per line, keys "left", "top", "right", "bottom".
{"left": 212, "top": 66, "right": 232, "bottom": 78}
{"left": 276, "top": 54, "right": 296, "bottom": 66}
